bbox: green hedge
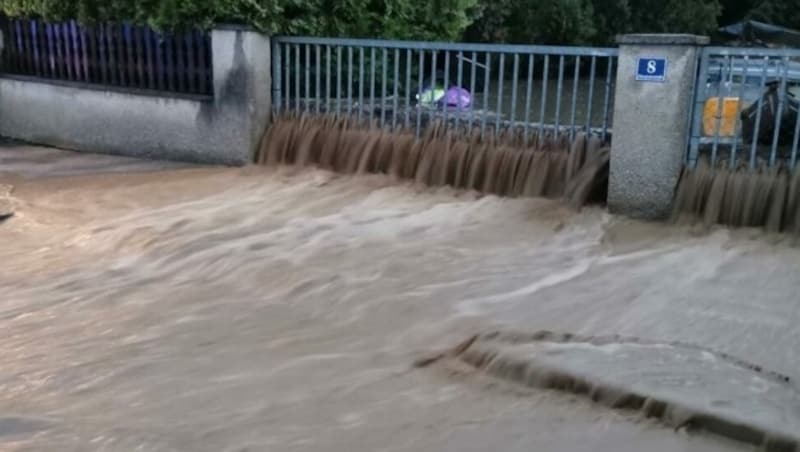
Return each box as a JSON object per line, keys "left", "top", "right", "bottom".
{"left": 0, "top": 0, "right": 479, "bottom": 41}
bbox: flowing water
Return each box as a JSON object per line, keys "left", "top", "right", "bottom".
{"left": 2, "top": 145, "right": 800, "bottom": 451}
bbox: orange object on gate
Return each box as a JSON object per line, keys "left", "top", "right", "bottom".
{"left": 703, "top": 97, "right": 743, "bottom": 137}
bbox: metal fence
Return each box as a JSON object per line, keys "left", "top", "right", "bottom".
{"left": 688, "top": 46, "right": 800, "bottom": 169}
{"left": 0, "top": 18, "right": 213, "bottom": 96}
{"left": 272, "top": 37, "right": 618, "bottom": 141}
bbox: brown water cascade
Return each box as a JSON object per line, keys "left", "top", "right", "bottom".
{"left": 257, "top": 113, "right": 610, "bottom": 207}
{"left": 672, "top": 160, "right": 800, "bottom": 236}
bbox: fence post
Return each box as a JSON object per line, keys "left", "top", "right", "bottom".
{"left": 608, "top": 34, "right": 708, "bottom": 220}
{"left": 210, "top": 26, "right": 272, "bottom": 163}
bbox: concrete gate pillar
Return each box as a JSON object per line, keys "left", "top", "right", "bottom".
{"left": 608, "top": 34, "right": 709, "bottom": 220}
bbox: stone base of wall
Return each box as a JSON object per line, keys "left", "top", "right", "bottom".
{"left": 0, "top": 28, "right": 271, "bottom": 166}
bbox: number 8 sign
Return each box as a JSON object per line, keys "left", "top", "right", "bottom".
{"left": 636, "top": 57, "right": 667, "bottom": 82}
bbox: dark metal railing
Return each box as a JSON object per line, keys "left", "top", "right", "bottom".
{"left": 0, "top": 18, "right": 213, "bottom": 96}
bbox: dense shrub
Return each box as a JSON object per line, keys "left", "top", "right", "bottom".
{"left": 0, "top": 0, "right": 479, "bottom": 41}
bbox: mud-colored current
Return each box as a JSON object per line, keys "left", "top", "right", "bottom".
{"left": 1, "top": 146, "right": 799, "bottom": 451}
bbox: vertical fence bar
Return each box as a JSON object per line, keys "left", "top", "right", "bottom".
{"left": 430, "top": 50, "right": 437, "bottom": 130}
{"left": 56, "top": 22, "right": 66, "bottom": 79}
{"left": 125, "top": 24, "right": 136, "bottom": 87}
{"left": 729, "top": 55, "right": 749, "bottom": 168}
{"left": 315, "top": 45, "right": 322, "bottom": 114}
{"left": 165, "top": 32, "right": 175, "bottom": 91}
{"left": 116, "top": 25, "right": 127, "bottom": 86}
{"left": 272, "top": 40, "right": 282, "bottom": 112}
{"left": 203, "top": 34, "right": 212, "bottom": 93}
{"left": 295, "top": 44, "right": 301, "bottom": 112}
{"left": 688, "top": 51, "right": 710, "bottom": 166}
{"left": 70, "top": 22, "right": 80, "bottom": 80}
{"left": 381, "top": 48, "right": 388, "bottom": 127}
{"left": 357, "top": 47, "right": 364, "bottom": 121}
{"left": 155, "top": 30, "right": 165, "bottom": 90}
{"left": 61, "top": 23, "right": 73, "bottom": 80}
{"left": 336, "top": 46, "right": 342, "bottom": 116}
{"left": 569, "top": 55, "right": 580, "bottom": 139}
{"left": 305, "top": 44, "right": 311, "bottom": 112}
{"left": 405, "top": 49, "right": 412, "bottom": 129}
{"left": 60, "top": 22, "right": 71, "bottom": 81}
{"left": 20, "top": 21, "right": 30, "bottom": 74}
{"left": 347, "top": 46, "right": 354, "bottom": 116}
{"left": 185, "top": 32, "right": 196, "bottom": 93}
{"left": 482, "top": 52, "right": 491, "bottom": 138}
{"left": 791, "top": 96, "right": 800, "bottom": 169}
{"left": 35, "top": 21, "right": 45, "bottom": 76}
{"left": 2, "top": 20, "right": 14, "bottom": 71}
{"left": 21, "top": 20, "right": 29, "bottom": 74}
{"left": 1, "top": 20, "right": 10, "bottom": 70}
{"left": 325, "top": 45, "right": 331, "bottom": 114}
{"left": 144, "top": 28, "right": 154, "bottom": 89}
{"left": 455, "top": 51, "right": 464, "bottom": 130}
{"left": 539, "top": 55, "right": 550, "bottom": 137}
{"left": 157, "top": 32, "right": 167, "bottom": 91}
{"left": 416, "top": 50, "right": 425, "bottom": 136}
{"left": 523, "top": 53, "right": 534, "bottom": 141}
{"left": 554, "top": 55, "right": 565, "bottom": 135}
{"left": 283, "top": 44, "right": 290, "bottom": 111}
{"left": 443, "top": 50, "right": 450, "bottom": 127}
{"left": 0, "top": 20, "right": 10, "bottom": 70}
{"left": 134, "top": 26, "right": 145, "bottom": 88}
{"left": 370, "top": 47, "right": 376, "bottom": 121}
{"left": 510, "top": 53, "right": 519, "bottom": 129}
{"left": 393, "top": 48, "right": 400, "bottom": 130}
{"left": 13, "top": 21, "right": 23, "bottom": 73}
{"left": 45, "top": 23, "right": 55, "bottom": 77}
{"left": 769, "top": 56, "right": 790, "bottom": 167}
{"left": 21, "top": 20, "right": 28, "bottom": 74}
{"left": 495, "top": 53, "right": 505, "bottom": 136}
{"left": 585, "top": 56, "right": 597, "bottom": 135}
{"left": 177, "top": 32, "right": 186, "bottom": 92}
{"left": 749, "top": 56, "right": 770, "bottom": 169}
{"left": 18, "top": 19, "right": 25, "bottom": 72}
{"left": 81, "top": 24, "right": 91, "bottom": 83}
{"left": 55, "top": 22, "right": 65, "bottom": 78}
{"left": 601, "top": 56, "right": 614, "bottom": 142}
{"left": 710, "top": 55, "right": 730, "bottom": 165}
{"left": 63, "top": 23, "right": 73, "bottom": 80}
{"left": 469, "top": 51, "right": 477, "bottom": 132}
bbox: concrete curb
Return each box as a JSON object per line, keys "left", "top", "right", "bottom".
{"left": 422, "top": 330, "right": 800, "bottom": 452}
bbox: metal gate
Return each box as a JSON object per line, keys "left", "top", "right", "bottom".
{"left": 687, "top": 46, "right": 800, "bottom": 169}
{"left": 271, "top": 36, "right": 618, "bottom": 141}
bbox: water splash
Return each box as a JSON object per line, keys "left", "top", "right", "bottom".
{"left": 257, "top": 114, "right": 610, "bottom": 207}
{"left": 672, "top": 160, "right": 800, "bottom": 236}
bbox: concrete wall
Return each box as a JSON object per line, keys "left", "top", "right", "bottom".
{"left": 608, "top": 34, "right": 708, "bottom": 220}
{"left": 0, "top": 27, "right": 271, "bottom": 165}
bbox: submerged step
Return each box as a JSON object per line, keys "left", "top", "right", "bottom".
{"left": 422, "top": 331, "right": 800, "bottom": 451}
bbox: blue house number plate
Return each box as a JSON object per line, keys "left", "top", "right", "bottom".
{"left": 636, "top": 57, "right": 667, "bottom": 82}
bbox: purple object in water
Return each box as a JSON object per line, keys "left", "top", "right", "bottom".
{"left": 439, "top": 87, "right": 472, "bottom": 108}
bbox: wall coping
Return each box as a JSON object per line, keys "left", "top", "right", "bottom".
{"left": 616, "top": 34, "right": 710, "bottom": 46}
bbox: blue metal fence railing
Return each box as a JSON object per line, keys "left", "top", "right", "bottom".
{"left": 272, "top": 36, "right": 618, "bottom": 141}
{"left": 688, "top": 46, "right": 800, "bottom": 169}
{"left": 0, "top": 17, "right": 213, "bottom": 97}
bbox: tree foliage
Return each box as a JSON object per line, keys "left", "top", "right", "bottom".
{"left": 465, "top": 0, "right": 721, "bottom": 45}
{"left": 1, "top": 0, "right": 799, "bottom": 43}
{"left": 0, "top": 0, "right": 478, "bottom": 40}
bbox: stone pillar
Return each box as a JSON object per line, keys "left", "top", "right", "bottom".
{"left": 209, "top": 26, "right": 273, "bottom": 164}
{"left": 608, "top": 34, "right": 708, "bottom": 220}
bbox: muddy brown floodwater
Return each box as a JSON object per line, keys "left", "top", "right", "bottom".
{"left": 1, "top": 145, "right": 799, "bottom": 452}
